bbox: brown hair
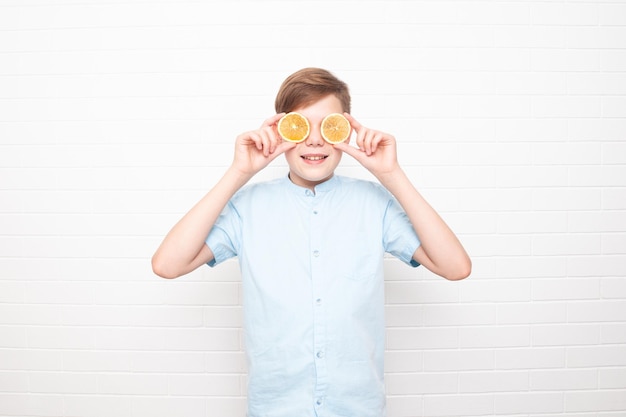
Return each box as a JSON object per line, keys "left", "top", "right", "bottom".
{"left": 274, "top": 68, "right": 351, "bottom": 114}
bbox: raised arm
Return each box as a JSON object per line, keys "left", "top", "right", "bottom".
{"left": 335, "top": 114, "right": 471, "bottom": 281}
{"left": 151, "top": 114, "right": 295, "bottom": 279}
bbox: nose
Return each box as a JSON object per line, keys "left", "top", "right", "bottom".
{"left": 305, "top": 124, "right": 324, "bottom": 146}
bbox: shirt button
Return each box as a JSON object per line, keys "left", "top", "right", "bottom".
{"left": 316, "top": 351, "right": 324, "bottom": 359}
{"left": 315, "top": 298, "right": 322, "bottom": 306}
{"left": 313, "top": 210, "right": 318, "bottom": 215}
{"left": 313, "top": 250, "right": 320, "bottom": 257}
{"left": 316, "top": 398, "right": 323, "bottom": 406}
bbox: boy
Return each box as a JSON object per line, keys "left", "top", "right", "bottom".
{"left": 152, "top": 68, "right": 471, "bottom": 417}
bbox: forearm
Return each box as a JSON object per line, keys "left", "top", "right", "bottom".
{"left": 151, "top": 166, "right": 252, "bottom": 278}
{"left": 376, "top": 166, "right": 471, "bottom": 280}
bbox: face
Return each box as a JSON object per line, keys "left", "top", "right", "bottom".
{"left": 283, "top": 94, "right": 348, "bottom": 190}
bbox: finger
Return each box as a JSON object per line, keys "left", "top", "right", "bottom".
{"left": 344, "top": 113, "right": 361, "bottom": 130}
{"left": 263, "top": 130, "right": 276, "bottom": 155}
{"left": 261, "top": 113, "right": 286, "bottom": 128}
{"left": 260, "top": 130, "right": 273, "bottom": 157}
{"left": 363, "top": 130, "right": 377, "bottom": 155}
{"left": 370, "top": 132, "right": 384, "bottom": 154}
{"left": 346, "top": 114, "right": 369, "bottom": 152}
{"left": 274, "top": 140, "right": 297, "bottom": 155}
{"left": 240, "top": 131, "right": 263, "bottom": 151}
{"left": 266, "top": 126, "right": 282, "bottom": 154}
{"left": 354, "top": 126, "right": 366, "bottom": 152}
{"left": 263, "top": 140, "right": 297, "bottom": 163}
{"left": 333, "top": 141, "right": 361, "bottom": 160}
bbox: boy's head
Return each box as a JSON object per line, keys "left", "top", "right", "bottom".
{"left": 275, "top": 68, "right": 352, "bottom": 190}
{"left": 275, "top": 68, "right": 351, "bottom": 114}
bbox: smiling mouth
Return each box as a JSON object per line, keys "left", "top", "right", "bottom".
{"left": 302, "top": 155, "right": 328, "bottom": 161}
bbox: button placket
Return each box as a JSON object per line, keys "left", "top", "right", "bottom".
{"left": 309, "top": 196, "right": 328, "bottom": 403}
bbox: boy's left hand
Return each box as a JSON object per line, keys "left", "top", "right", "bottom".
{"left": 333, "top": 113, "right": 401, "bottom": 178}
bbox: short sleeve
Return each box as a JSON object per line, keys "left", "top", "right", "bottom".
{"left": 382, "top": 197, "right": 421, "bottom": 267}
{"left": 205, "top": 200, "right": 241, "bottom": 267}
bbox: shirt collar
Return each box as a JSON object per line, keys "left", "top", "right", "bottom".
{"left": 283, "top": 173, "right": 340, "bottom": 196}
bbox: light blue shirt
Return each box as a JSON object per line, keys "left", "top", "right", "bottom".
{"left": 206, "top": 175, "right": 421, "bottom": 417}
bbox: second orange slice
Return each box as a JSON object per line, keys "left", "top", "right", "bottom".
{"left": 321, "top": 113, "right": 351, "bottom": 144}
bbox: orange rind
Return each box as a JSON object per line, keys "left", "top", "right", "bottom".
{"left": 277, "top": 112, "right": 310, "bottom": 143}
{"left": 321, "top": 113, "right": 351, "bottom": 144}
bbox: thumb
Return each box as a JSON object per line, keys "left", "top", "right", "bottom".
{"left": 270, "top": 140, "right": 297, "bottom": 159}
{"left": 334, "top": 142, "right": 364, "bottom": 162}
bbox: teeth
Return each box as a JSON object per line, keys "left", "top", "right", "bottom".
{"left": 304, "top": 156, "right": 326, "bottom": 161}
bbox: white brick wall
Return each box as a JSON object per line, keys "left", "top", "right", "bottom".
{"left": 1, "top": 1, "right": 625, "bottom": 416}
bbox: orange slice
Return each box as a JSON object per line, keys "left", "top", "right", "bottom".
{"left": 321, "top": 113, "right": 351, "bottom": 144}
{"left": 277, "top": 112, "right": 310, "bottom": 143}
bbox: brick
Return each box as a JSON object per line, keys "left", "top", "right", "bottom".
{"left": 496, "top": 72, "right": 566, "bottom": 95}
{"left": 603, "top": 96, "right": 626, "bottom": 117}
{"left": 64, "top": 395, "right": 132, "bottom": 417}
{"left": 532, "top": 188, "right": 602, "bottom": 211}
{"left": 424, "top": 394, "right": 493, "bottom": 417}
{"left": 130, "top": 351, "right": 203, "bottom": 373}
{"left": 601, "top": 277, "right": 626, "bottom": 299}
{"left": 63, "top": 351, "right": 130, "bottom": 372}
{"left": 497, "top": 118, "right": 568, "bottom": 142}
{"left": 424, "top": 349, "right": 495, "bottom": 372}
{"left": 386, "top": 305, "right": 424, "bottom": 327}
{"left": 601, "top": 49, "right": 626, "bottom": 71}
{"left": 565, "top": 390, "right": 626, "bottom": 412}
{"left": 533, "top": 278, "right": 600, "bottom": 301}
{"left": 495, "top": 392, "right": 563, "bottom": 414}
{"left": 424, "top": 304, "right": 496, "bottom": 326}
{"left": 459, "top": 370, "right": 528, "bottom": 393}
{"left": 532, "top": 324, "right": 600, "bottom": 347}
{"left": 532, "top": 233, "right": 601, "bottom": 256}
{"left": 167, "top": 374, "right": 241, "bottom": 396}
{"left": 0, "top": 371, "right": 28, "bottom": 392}
{"left": 29, "top": 371, "right": 98, "bottom": 394}
{"left": 463, "top": 234, "right": 532, "bottom": 257}
{"left": 460, "top": 326, "right": 530, "bottom": 349}
{"left": 568, "top": 346, "right": 626, "bottom": 368}
{"left": 495, "top": 26, "right": 565, "bottom": 48}
{"left": 99, "top": 374, "right": 167, "bottom": 395}
{"left": 0, "top": 349, "right": 62, "bottom": 371}
{"left": 497, "top": 302, "right": 567, "bottom": 325}
{"left": 497, "top": 212, "right": 568, "bottom": 234}
{"left": 27, "top": 327, "right": 93, "bottom": 350}
{"left": 496, "top": 348, "right": 566, "bottom": 370}
{"left": 385, "top": 281, "right": 459, "bottom": 305}
{"left": 599, "top": 368, "right": 626, "bottom": 389}
{"left": 496, "top": 256, "right": 567, "bottom": 279}
{"left": 568, "top": 300, "right": 626, "bottom": 323}
{"left": 459, "top": 142, "right": 532, "bottom": 166}
{"left": 532, "top": 2, "right": 599, "bottom": 26}
{"left": 387, "top": 372, "right": 458, "bottom": 395}
{"left": 385, "top": 350, "right": 423, "bottom": 373}
{"left": 0, "top": 281, "right": 24, "bottom": 303}
{"left": 163, "top": 281, "right": 240, "bottom": 306}
{"left": 0, "top": 393, "right": 63, "bottom": 416}
{"left": 386, "top": 395, "right": 424, "bottom": 417}
{"left": 205, "top": 351, "right": 246, "bottom": 373}
{"left": 460, "top": 279, "right": 531, "bottom": 303}
{"left": 532, "top": 49, "right": 600, "bottom": 72}
{"left": 497, "top": 166, "right": 568, "bottom": 188}
{"left": 530, "top": 369, "right": 598, "bottom": 391}
{"left": 131, "top": 396, "right": 206, "bottom": 417}
{"left": 601, "top": 323, "right": 626, "bottom": 344}
{"left": 387, "top": 328, "right": 458, "bottom": 350}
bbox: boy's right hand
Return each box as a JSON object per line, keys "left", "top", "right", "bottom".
{"left": 231, "top": 113, "right": 297, "bottom": 177}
